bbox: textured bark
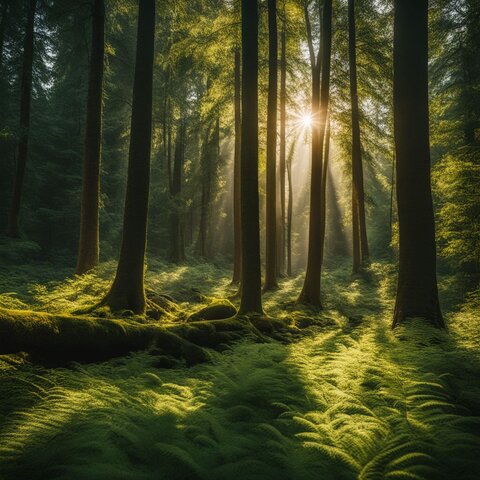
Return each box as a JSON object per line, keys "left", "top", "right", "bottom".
{"left": 264, "top": 0, "right": 278, "bottom": 291}
{"left": 286, "top": 140, "right": 295, "bottom": 276}
{"left": 277, "top": 17, "right": 287, "bottom": 278}
{"left": 76, "top": 0, "right": 105, "bottom": 275}
{"left": 298, "top": 0, "right": 332, "bottom": 307}
{"left": 319, "top": 118, "right": 330, "bottom": 265}
{"left": 239, "top": 0, "right": 263, "bottom": 315}
{"left": 349, "top": 0, "right": 369, "bottom": 274}
{"left": 103, "top": 0, "right": 155, "bottom": 314}
{"left": 392, "top": 0, "right": 444, "bottom": 327}
{"left": 6, "top": 0, "right": 36, "bottom": 238}
{"left": 232, "top": 48, "right": 242, "bottom": 284}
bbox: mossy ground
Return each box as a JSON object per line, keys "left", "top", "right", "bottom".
{"left": 0, "top": 260, "right": 479, "bottom": 479}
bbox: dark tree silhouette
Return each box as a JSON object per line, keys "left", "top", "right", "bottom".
{"left": 238, "top": 0, "right": 262, "bottom": 315}
{"left": 392, "top": 0, "right": 444, "bottom": 327}
{"left": 76, "top": 0, "right": 105, "bottom": 274}
{"left": 6, "top": 0, "right": 36, "bottom": 238}
{"left": 264, "top": 0, "right": 278, "bottom": 291}
{"left": 102, "top": 0, "right": 155, "bottom": 313}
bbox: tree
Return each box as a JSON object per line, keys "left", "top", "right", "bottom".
{"left": 239, "top": 0, "right": 262, "bottom": 315}
{"left": 264, "top": 0, "right": 278, "bottom": 291}
{"left": 277, "top": 5, "right": 287, "bottom": 277}
{"left": 348, "top": 0, "right": 369, "bottom": 274}
{"left": 232, "top": 48, "right": 242, "bottom": 284}
{"left": 392, "top": 0, "right": 443, "bottom": 327}
{"left": 6, "top": 0, "right": 36, "bottom": 238}
{"left": 0, "top": 0, "right": 9, "bottom": 63}
{"left": 297, "top": 0, "right": 332, "bottom": 307}
{"left": 76, "top": 0, "right": 105, "bottom": 274}
{"left": 102, "top": 0, "right": 155, "bottom": 314}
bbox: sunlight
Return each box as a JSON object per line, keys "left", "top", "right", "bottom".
{"left": 301, "top": 113, "right": 312, "bottom": 129}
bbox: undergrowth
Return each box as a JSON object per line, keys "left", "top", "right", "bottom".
{"left": 0, "top": 260, "right": 479, "bottom": 479}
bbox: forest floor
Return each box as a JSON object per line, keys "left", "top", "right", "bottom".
{"left": 0, "top": 258, "right": 479, "bottom": 479}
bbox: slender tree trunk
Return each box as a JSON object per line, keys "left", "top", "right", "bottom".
{"left": 392, "top": 0, "right": 443, "bottom": 327}
{"left": 167, "top": 97, "right": 172, "bottom": 192}
{"left": 349, "top": 0, "right": 369, "bottom": 274}
{"left": 239, "top": 0, "right": 262, "bottom": 315}
{"left": 6, "top": 0, "right": 36, "bottom": 238}
{"left": 286, "top": 139, "right": 295, "bottom": 276}
{"left": 0, "top": 1, "right": 9, "bottom": 64}
{"left": 232, "top": 48, "right": 242, "bottom": 284}
{"left": 319, "top": 117, "right": 330, "bottom": 265}
{"left": 170, "top": 118, "right": 185, "bottom": 263}
{"left": 264, "top": 0, "right": 278, "bottom": 291}
{"left": 102, "top": 0, "right": 155, "bottom": 314}
{"left": 76, "top": 0, "right": 105, "bottom": 274}
{"left": 277, "top": 17, "right": 287, "bottom": 278}
{"left": 298, "top": 0, "right": 332, "bottom": 307}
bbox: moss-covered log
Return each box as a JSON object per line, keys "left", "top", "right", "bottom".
{"left": 187, "top": 300, "right": 237, "bottom": 322}
{"left": 0, "top": 308, "right": 208, "bottom": 365}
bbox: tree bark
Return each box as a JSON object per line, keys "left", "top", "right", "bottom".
{"left": 239, "top": 0, "right": 263, "bottom": 315}
{"left": 349, "top": 0, "right": 369, "bottom": 274}
{"left": 76, "top": 0, "right": 105, "bottom": 275}
{"left": 6, "top": 0, "right": 36, "bottom": 238}
{"left": 0, "top": 0, "right": 9, "bottom": 64}
{"left": 286, "top": 139, "right": 295, "bottom": 276}
{"left": 392, "top": 0, "right": 444, "bottom": 327}
{"left": 264, "top": 0, "right": 278, "bottom": 291}
{"left": 102, "top": 0, "right": 155, "bottom": 314}
{"left": 298, "top": 0, "right": 332, "bottom": 307}
{"left": 277, "top": 14, "right": 287, "bottom": 278}
{"left": 232, "top": 48, "right": 242, "bottom": 284}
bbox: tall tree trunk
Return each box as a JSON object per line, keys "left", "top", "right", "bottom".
{"left": 239, "top": 0, "right": 262, "bottom": 315}
{"left": 102, "top": 0, "right": 155, "bottom": 314}
{"left": 277, "top": 14, "right": 287, "bottom": 278}
{"left": 298, "top": 0, "right": 332, "bottom": 307}
{"left": 76, "top": 0, "right": 105, "bottom": 274}
{"left": 392, "top": 0, "right": 443, "bottom": 327}
{"left": 0, "top": 0, "right": 9, "bottom": 64}
{"left": 349, "top": 0, "right": 369, "bottom": 274}
{"left": 170, "top": 118, "right": 185, "bottom": 263}
{"left": 286, "top": 139, "right": 295, "bottom": 277}
{"left": 232, "top": 48, "right": 242, "bottom": 284}
{"left": 319, "top": 117, "right": 330, "bottom": 265}
{"left": 264, "top": 0, "right": 278, "bottom": 291}
{"left": 6, "top": 0, "right": 36, "bottom": 238}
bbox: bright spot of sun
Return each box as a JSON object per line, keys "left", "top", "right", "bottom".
{"left": 301, "top": 113, "right": 312, "bottom": 128}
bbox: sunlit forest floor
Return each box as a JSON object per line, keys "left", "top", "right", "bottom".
{"left": 0, "top": 259, "right": 479, "bottom": 479}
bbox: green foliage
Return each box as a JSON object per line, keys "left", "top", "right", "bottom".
{"left": 0, "top": 261, "right": 479, "bottom": 479}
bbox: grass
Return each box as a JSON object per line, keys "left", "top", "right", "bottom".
{"left": 0, "top": 259, "right": 479, "bottom": 479}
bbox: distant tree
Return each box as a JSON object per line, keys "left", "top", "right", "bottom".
{"left": 76, "top": 0, "right": 105, "bottom": 274}
{"left": 170, "top": 116, "right": 186, "bottom": 263}
{"left": 277, "top": 4, "right": 287, "bottom": 277}
{"left": 239, "top": 0, "right": 262, "bottom": 315}
{"left": 232, "top": 47, "right": 242, "bottom": 284}
{"left": 264, "top": 0, "right": 278, "bottom": 291}
{"left": 102, "top": 0, "right": 155, "bottom": 313}
{"left": 348, "top": 0, "right": 369, "bottom": 273}
{"left": 6, "top": 0, "right": 36, "bottom": 238}
{"left": 392, "top": 0, "right": 443, "bottom": 327}
{"left": 298, "top": 0, "right": 332, "bottom": 307}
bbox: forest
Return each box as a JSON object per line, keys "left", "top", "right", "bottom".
{"left": 0, "top": 0, "right": 479, "bottom": 478}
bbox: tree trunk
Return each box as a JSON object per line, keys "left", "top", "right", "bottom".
{"left": 349, "top": 0, "right": 369, "bottom": 274}
{"left": 102, "top": 0, "right": 155, "bottom": 314}
{"left": 286, "top": 139, "right": 295, "bottom": 276}
{"left": 392, "top": 0, "right": 444, "bottom": 327}
{"left": 6, "top": 0, "right": 36, "bottom": 238}
{"left": 0, "top": 0, "right": 9, "bottom": 64}
{"left": 239, "top": 0, "right": 262, "bottom": 315}
{"left": 277, "top": 15, "right": 287, "bottom": 278}
{"left": 264, "top": 0, "right": 278, "bottom": 291}
{"left": 170, "top": 118, "right": 185, "bottom": 263}
{"left": 76, "top": 0, "right": 105, "bottom": 275}
{"left": 298, "top": 0, "right": 332, "bottom": 307}
{"left": 232, "top": 48, "right": 242, "bottom": 284}
{"left": 319, "top": 117, "right": 330, "bottom": 265}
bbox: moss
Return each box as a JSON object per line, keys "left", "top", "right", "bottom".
{"left": 187, "top": 300, "right": 237, "bottom": 322}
